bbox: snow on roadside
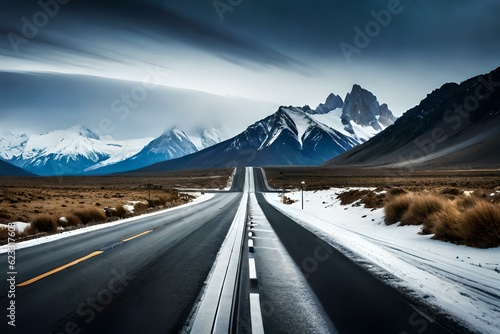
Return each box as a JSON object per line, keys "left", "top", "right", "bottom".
{"left": 0, "top": 222, "right": 30, "bottom": 233}
{"left": 0, "top": 192, "right": 214, "bottom": 254}
{"left": 265, "top": 189, "right": 500, "bottom": 334}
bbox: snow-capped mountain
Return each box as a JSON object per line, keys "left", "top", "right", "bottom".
{"left": 134, "top": 88, "right": 396, "bottom": 171}
{"left": 0, "top": 126, "right": 152, "bottom": 176}
{"left": 88, "top": 128, "right": 199, "bottom": 174}
{"left": 0, "top": 124, "right": 225, "bottom": 176}
{"left": 185, "top": 125, "right": 223, "bottom": 150}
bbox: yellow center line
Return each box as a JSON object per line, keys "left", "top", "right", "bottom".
{"left": 17, "top": 251, "right": 103, "bottom": 287}
{"left": 122, "top": 229, "right": 153, "bottom": 242}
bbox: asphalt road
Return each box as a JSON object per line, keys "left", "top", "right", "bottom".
{"left": 252, "top": 168, "right": 454, "bottom": 334}
{"left": 0, "top": 168, "right": 247, "bottom": 334}
{"left": 1, "top": 167, "right": 458, "bottom": 333}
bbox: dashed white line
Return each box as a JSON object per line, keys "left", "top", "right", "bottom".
{"left": 250, "top": 293, "right": 265, "bottom": 334}
{"left": 249, "top": 258, "right": 257, "bottom": 280}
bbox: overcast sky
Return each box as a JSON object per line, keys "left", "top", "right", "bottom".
{"left": 0, "top": 0, "right": 499, "bottom": 139}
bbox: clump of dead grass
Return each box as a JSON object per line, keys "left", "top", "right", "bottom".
{"left": 400, "top": 193, "right": 447, "bottom": 227}
{"left": 73, "top": 208, "right": 107, "bottom": 225}
{"left": 460, "top": 202, "right": 500, "bottom": 248}
{"left": 31, "top": 215, "right": 57, "bottom": 233}
{"left": 337, "top": 189, "right": 385, "bottom": 209}
{"left": 58, "top": 214, "right": 82, "bottom": 228}
{"left": 384, "top": 193, "right": 413, "bottom": 225}
{"left": 383, "top": 190, "right": 500, "bottom": 248}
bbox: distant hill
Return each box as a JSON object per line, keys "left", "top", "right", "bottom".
{"left": 0, "top": 159, "right": 34, "bottom": 176}
{"left": 325, "top": 66, "right": 500, "bottom": 169}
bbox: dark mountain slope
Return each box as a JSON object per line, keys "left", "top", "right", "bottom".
{"left": 326, "top": 67, "right": 500, "bottom": 169}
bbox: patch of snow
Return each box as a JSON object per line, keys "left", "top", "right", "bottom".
{"left": 264, "top": 189, "right": 500, "bottom": 334}
{"left": 283, "top": 108, "right": 312, "bottom": 146}
{"left": 309, "top": 108, "right": 351, "bottom": 138}
{"left": 0, "top": 221, "right": 31, "bottom": 233}
{"left": 349, "top": 121, "right": 380, "bottom": 141}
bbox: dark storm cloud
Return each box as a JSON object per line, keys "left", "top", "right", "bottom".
{"left": 0, "top": 0, "right": 308, "bottom": 72}
{"left": 2, "top": 0, "right": 498, "bottom": 73}
{"left": 166, "top": 0, "right": 500, "bottom": 63}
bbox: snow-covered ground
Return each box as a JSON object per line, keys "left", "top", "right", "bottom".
{"left": 0, "top": 192, "right": 214, "bottom": 254}
{"left": 265, "top": 189, "right": 500, "bottom": 334}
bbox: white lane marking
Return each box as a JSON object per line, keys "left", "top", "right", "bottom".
{"left": 251, "top": 229, "right": 273, "bottom": 233}
{"left": 252, "top": 237, "right": 278, "bottom": 241}
{"left": 250, "top": 293, "right": 265, "bottom": 334}
{"left": 249, "top": 258, "right": 257, "bottom": 280}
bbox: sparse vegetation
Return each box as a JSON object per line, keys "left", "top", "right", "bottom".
{"left": 73, "top": 208, "right": 107, "bottom": 225}
{"left": 133, "top": 201, "right": 149, "bottom": 213}
{"left": 383, "top": 190, "right": 500, "bottom": 248}
{"left": 400, "top": 193, "right": 447, "bottom": 226}
{"left": 384, "top": 194, "right": 413, "bottom": 225}
{"left": 114, "top": 204, "right": 129, "bottom": 218}
{"left": 59, "top": 214, "right": 82, "bottom": 228}
{"left": 31, "top": 215, "right": 57, "bottom": 233}
{"left": 337, "top": 189, "right": 385, "bottom": 209}
{"left": 460, "top": 202, "right": 500, "bottom": 248}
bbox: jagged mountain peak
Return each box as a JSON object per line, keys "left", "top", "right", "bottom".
{"left": 342, "top": 84, "right": 396, "bottom": 134}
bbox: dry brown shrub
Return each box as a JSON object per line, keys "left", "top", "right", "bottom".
{"left": 114, "top": 205, "right": 129, "bottom": 218}
{"left": 426, "top": 207, "right": 462, "bottom": 242}
{"left": 74, "top": 208, "right": 107, "bottom": 225}
{"left": 337, "top": 189, "right": 372, "bottom": 205}
{"left": 149, "top": 197, "right": 167, "bottom": 208}
{"left": 0, "top": 211, "right": 11, "bottom": 219}
{"left": 134, "top": 202, "right": 149, "bottom": 213}
{"left": 384, "top": 193, "right": 413, "bottom": 225}
{"left": 441, "top": 188, "right": 463, "bottom": 196}
{"left": 401, "top": 194, "right": 447, "bottom": 226}
{"left": 58, "top": 214, "right": 82, "bottom": 228}
{"left": 0, "top": 226, "right": 8, "bottom": 240}
{"left": 31, "top": 215, "right": 57, "bottom": 233}
{"left": 456, "top": 196, "right": 480, "bottom": 212}
{"left": 387, "top": 188, "right": 407, "bottom": 197}
{"left": 360, "top": 192, "right": 385, "bottom": 209}
{"left": 460, "top": 202, "right": 500, "bottom": 248}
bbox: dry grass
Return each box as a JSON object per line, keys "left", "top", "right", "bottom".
{"left": 0, "top": 170, "right": 227, "bottom": 243}
{"left": 460, "top": 202, "right": 500, "bottom": 248}
{"left": 133, "top": 201, "right": 149, "bottom": 213}
{"left": 31, "top": 215, "right": 57, "bottom": 233}
{"left": 73, "top": 208, "right": 107, "bottom": 225}
{"left": 114, "top": 205, "right": 129, "bottom": 219}
{"left": 384, "top": 194, "right": 413, "bottom": 225}
{"left": 426, "top": 207, "right": 462, "bottom": 242}
{"left": 337, "top": 189, "right": 385, "bottom": 209}
{"left": 400, "top": 193, "right": 447, "bottom": 227}
{"left": 382, "top": 190, "right": 500, "bottom": 248}
{"left": 59, "top": 214, "right": 82, "bottom": 228}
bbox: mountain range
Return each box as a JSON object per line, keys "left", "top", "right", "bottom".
{"left": 7, "top": 64, "right": 499, "bottom": 176}
{"left": 327, "top": 66, "right": 500, "bottom": 170}
{"left": 0, "top": 84, "right": 394, "bottom": 175}
{"left": 0, "top": 125, "right": 223, "bottom": 176}
{"left": 133, "top": 85, "right": 396, "bottom": 172}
